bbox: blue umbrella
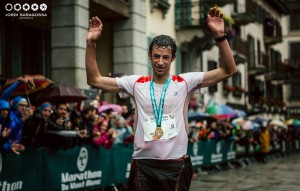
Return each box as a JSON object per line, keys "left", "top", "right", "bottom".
{"left": 188, "top": 112, "right": 214, "bottom": 122}
{"left": 206, "top": 102, "right": 234, "bottom": 115}
{"left": 233, "top": 109, "right": 246, "bottom": 117}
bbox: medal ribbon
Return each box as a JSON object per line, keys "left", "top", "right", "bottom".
{"left": 150, "top": 75, "right": 171, "bottom": 127}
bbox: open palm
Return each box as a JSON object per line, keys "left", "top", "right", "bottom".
{"left": 206, "top": 7, "right": 225, "bottom": 35}
{"left": 86, "top": 16, "right": 103, "bottom": 42}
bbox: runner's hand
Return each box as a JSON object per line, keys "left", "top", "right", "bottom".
{"left": 86, "top": 16, "right": 103, "bottom": 42}
{"left": 206, "top": 7, "right": 224, "bottom": 37}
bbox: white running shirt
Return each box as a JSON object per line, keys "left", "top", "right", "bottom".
{"left": 116, "top": 72, "right": 204, "bottom": 159}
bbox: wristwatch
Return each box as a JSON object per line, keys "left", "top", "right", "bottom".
{"left": 214, "top": 33, "right": 227, "bottom": 42}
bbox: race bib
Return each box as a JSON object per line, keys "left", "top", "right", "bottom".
{"left": 142, "top": 114, "right": 177, "bottom": 141}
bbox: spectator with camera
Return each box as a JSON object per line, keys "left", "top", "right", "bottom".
{"left": 78, "top": 105, "right": 97, "bottom": 145}
{"left": 48, "top": 103, "right": 71, "bottom": 131}
{"left": 47, "top": 103, "right": 72, "bottom": 149}
{"left": 22, "top": 102, "right": 52, "bottom": 148}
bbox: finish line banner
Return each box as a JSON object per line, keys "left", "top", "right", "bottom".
{"left": 0, "top": 140, "right": 235, "bottom": 190}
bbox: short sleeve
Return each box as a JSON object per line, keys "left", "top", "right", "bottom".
{"left": 179, "top": 72, "right": 205, "bottom": 92}
{"left": 116, "top": 75, "right": 141, "bottom": 98}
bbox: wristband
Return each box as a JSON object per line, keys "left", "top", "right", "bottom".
{"left": 214, "top": 33, "right": 227, "bottom": 42}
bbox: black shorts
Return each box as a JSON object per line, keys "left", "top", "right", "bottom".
{"left": 126, "top": 155, "right": 193, "bottom": 191}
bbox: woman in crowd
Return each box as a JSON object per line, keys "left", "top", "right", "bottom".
{"left": 92, "top": 119, "right": 117, "bottom": 149}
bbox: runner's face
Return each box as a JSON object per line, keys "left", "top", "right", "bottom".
{"left": 150, "top": 46, "right": 174, "bottom": 77}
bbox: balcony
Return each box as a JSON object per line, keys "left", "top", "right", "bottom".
{"left": 248, "top": 51, "right": 268, "bottom": 75}
{"left": 265, "top": 0, "right": 290, "bottom": 15}
{"left": 151, "top": 0, "right": 171, "bottom": 18}
{"left": 287, "top": 106, "right": 300, "bottom": 119}
{"left": 284, "top": 58, "right": 300, "bottom": 68}
{"left": 248, "top": 65, "right": 268, "bottom": 76}
{"left": 283, "top": 59, "right": 300, "bottom": 83}
{"left": 265, "top": 62, "right": 291, "bottom": 83}
{"left": 232, "top": 86, "right": 247, "bottom": 98}
{"left": 231, "top": 0, "right": 256, "bottom": 25}
{"left": 282, "top": 0, "right": 300, "bottom": 10}
{"left": 263, "top": 18, "right": 283, "bottom": 45}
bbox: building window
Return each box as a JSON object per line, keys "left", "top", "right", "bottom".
{"left": 290, "top": 42, "right": 300, "bottom": 68}
{"left": 208, "top": 60, "right": 217, "bottom": 94}
{"left": 290, "top": 9, "right": 300, "bottom": 31}
{"left": 247, "top": 35, "right": 255, "bottom": 68}
{"left": 175, "top": 0, "right": 192, "bottom": 27}
{"left": 1, "top": 21, "right": 51, "bottom": 78}
{"left": 291, "top": 82, "right": 300, "bottom": 101}
{"left": 232, "top": 72, "right": 242, "bottom": 97}
{"left": 257, "top": 40, "right": 261, "bottom": 65}
{"left": 270, "top": 49, "right": 281, "bottom": 72}
{"left": 181, "top": 51, "right": 190, "bottom": 73}
{"left": 233, "top": 72, "right": 242, "bottom": 87}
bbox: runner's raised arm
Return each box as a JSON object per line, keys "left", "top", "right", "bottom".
{"left": 85, "top": 16, "right": 119, "bottom": 93}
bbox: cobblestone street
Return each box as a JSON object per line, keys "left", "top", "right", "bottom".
{"left": 190, "top": 154, "right": 300, "bottom": 191}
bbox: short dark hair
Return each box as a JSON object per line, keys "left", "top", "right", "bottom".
{"left": 82, "top": 106, "right": 96, "bottom": 115}
{"left": 148, "top": 35, "right": 177, "bottom": 58}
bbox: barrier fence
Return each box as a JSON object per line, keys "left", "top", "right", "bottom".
{"left": 0, "top": 139, "right": 298, "bottom": 191}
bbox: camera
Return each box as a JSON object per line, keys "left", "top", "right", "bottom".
{"left": 63, "top": 118, "right": 70, "bottom": 124}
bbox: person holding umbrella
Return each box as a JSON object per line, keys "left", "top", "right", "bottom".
{"left": 0, "top": 75, "right": 53, "bottom": 103}
{"left": 0, "top": 76, "right": 34, "bottom": 154}
{"left": 85, "top": 7, "right": 236, "bottom": 190}
{"left": 0, "top": 76, "right": 34, "bottom": 101}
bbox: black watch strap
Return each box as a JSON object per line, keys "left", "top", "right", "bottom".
{"left": 214, "top": 34, "right": 227, "bottom": 42}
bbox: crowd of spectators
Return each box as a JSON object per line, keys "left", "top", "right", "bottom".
{"left": 187, "top": 110, "right": 300, "bottom": 180}
{"left": 188, "top": 115, "right": 300, "bottom": 162}
{"left": 1, "top": 77, "right": 299, "bottom": 161}
{"left": 187, "top": 95, "right": 300, "bottom": 163}
{"left": 0, "top": 77, "right": 134, "bottom": 155}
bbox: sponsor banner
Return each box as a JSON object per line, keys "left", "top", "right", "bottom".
{"left": 0, "top": 148, "right": 44, "bottom": 190}
{"left": 111, "top": 144, "right": 133, "bottom": 185}
{"left": 188, "top": 141, "right": 206, "bottom": 166}
{"left": 0, "top": 141, "right": 235, "bottom": 190}
{"left": 187, "top": 140, "right": 236, "bottom": 167}
{"left": 44, "top": 145, "right": 112, "bottom": 190}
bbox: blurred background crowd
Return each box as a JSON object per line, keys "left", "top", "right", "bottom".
{"left": 0, "top": 75, "right": 135, "bottom": 155}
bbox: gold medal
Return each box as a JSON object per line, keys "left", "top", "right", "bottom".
{"left": 154, "top": 126, "right": 163, "bottom": 139}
